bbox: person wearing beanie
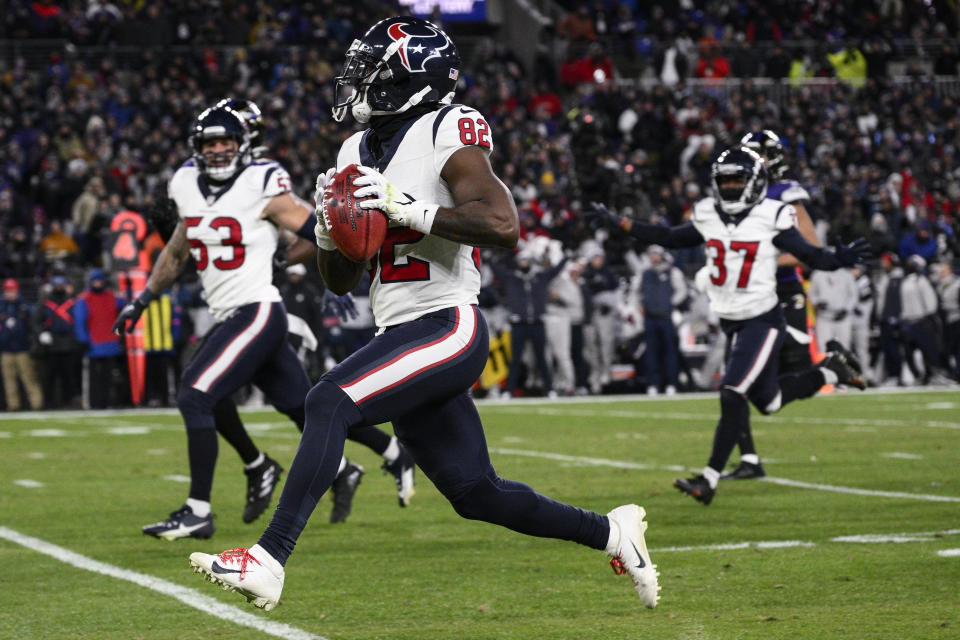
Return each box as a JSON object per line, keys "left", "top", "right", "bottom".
{"left": 74, "top": 269, "right": 123, "bottom": 408}
{"left": 0, "top": 278, "right": 43, "bottom": 410}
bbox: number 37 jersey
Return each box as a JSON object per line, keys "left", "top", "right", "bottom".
{"left": 336, "top": 105, "right": 490, "bottom": 328}
{"left": 693, "top": 197, "right": 797, "bottom": 321}
{"left": 168, "top": 160, "right": 288, "bottom": 322}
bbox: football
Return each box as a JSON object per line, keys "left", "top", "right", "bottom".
{"left": 323, "top": 163, "right": 387, "bottom": 262}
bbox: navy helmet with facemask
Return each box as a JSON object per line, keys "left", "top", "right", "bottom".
{"left": 711, "top": 147, "right": 768, "bottom": 216}
{"left": 332, "top": 16, "right": 461, "bottom": 124}
{"left": 189, "top": 105, "right": 253, "bottom": 182}
{"left": 216, "top": 98, "right": 266, "bottom": 157}
{"left": 740, "top": 129, "right": 787, "bottom": 180}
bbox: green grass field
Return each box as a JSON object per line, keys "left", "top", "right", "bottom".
{"left": 2, "top": 389, "right": 959, "bottom": 640}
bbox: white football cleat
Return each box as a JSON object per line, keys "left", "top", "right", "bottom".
{"left": 189, "top": 544, "right": 284, "bottom": 611}
{"left": 606, "top": 504, "right": 660, "bottom": 608}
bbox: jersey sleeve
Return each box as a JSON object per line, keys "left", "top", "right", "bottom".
{"left": 774, "top": 203, "right": 798, "bottom": 232}
{"left": 780, "top": 183, "right": 811, "bottom": 203}
{"left": 434, "top": 106, "right": 494, "bottom": 175}
{"left": 261, "top": 163, "right": 293, "bottom": 199}
{"left": 167, "top": 165, "right": 192, "bottom": 218}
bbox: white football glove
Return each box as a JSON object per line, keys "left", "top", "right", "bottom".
{"left": 353, "top": 165, "right": 439, "bottom": 235}
{"left": 313, "top": 167, "right": 337, "bottom": 251}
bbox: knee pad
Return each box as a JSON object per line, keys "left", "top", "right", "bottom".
{"left": 176, "top": 386, "right": 217, "bottom": 429}
{"left": 720, "top": 387, "right": 747, "bottom": 409}
{"left": 757, "top": 391, "right": 783, "bottom": 415}
{"left": 303, "top": 381, "right": 362, "bottom": 438}
{"left": 448, "top": 474, "right": 497, "bottom": 521}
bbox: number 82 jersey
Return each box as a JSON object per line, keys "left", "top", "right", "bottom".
{"left": 692, "top": 196, "right": 797, "bottom": 321}
{"left": 336, "top": 105, "right": 491, "bottom": 329}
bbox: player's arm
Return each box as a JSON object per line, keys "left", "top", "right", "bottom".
{"left": 112, "top": 222, "right": 190, "bottom": 335}
{"left": 776, "top": 201, "right": 818, "bottom": 267}
{"left": 773, "top": 228, "right": 869, "bottom": 271}
{"left": 353, "top": 147, "right": 518, "bottom": 249}
{"left": 588, "top": 203, "right": 704, "bottom": 248}
{"left": 262, "top": 192, "right": 320, "bottom": 242}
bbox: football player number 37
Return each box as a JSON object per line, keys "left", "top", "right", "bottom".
{"left": 705, "top": 239, "right": 759, "bottom": 288}
{"left": 184, "top": 216, "right": 245, "bottom": 270}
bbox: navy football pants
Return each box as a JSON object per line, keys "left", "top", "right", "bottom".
{"left": 178, "top": 301, "right": 310, "bottom": 502}
{"left": 259, "top": 305, "right": 609, "bottom": 565}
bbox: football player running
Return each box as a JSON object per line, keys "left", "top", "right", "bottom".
{"left": 188, "top": 16, "right": 660, "bottom": 611}
{"left": 114, "top": 103, "right": 411, "bottom": 540}
{"left": 590, "top": 147, "right": 869, "bottom": 505}
{"left": 718, "top": 129, "right": 838, "bottom": 481}
{"left": 218, "top": 98, "right": 418, "bottom": 520}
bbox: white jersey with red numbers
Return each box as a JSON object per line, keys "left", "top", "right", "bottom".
{"left": 336, "top": 104, "right": 488, "bottom": 328}
{"left": 168, "top": 159, "right": 289, "bottom": 322}
{"left": 692, "top": 196, "right": 797, "bottom": 321}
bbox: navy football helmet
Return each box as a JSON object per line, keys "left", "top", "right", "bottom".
{"left": 332, "top": 16, "right": 461, "bottom": 123}
{"left": 216, "top": 98, "right": 266, "bottom": 156}
{"left": 189, "top": 105, "right": 252, "bottom": 181}
{"left": 740, "top": 129, "right": 787, "bottom": 180}
{"left": 711, "top": 147, "right": 768, "bottom": 216}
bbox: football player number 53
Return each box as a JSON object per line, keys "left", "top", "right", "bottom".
{"left": 705, "top": 239, "right": 759, "bottom": 288}
{"left": 184, "top": 216, "right": 245, "bottom": 271}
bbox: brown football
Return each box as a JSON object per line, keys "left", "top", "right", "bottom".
{"left": 323, "top": 163, "right": 387, "bottom": 262}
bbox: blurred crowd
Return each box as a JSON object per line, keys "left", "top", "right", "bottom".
{"left": 0, "top": 1, "right": 958, "bottom": 409}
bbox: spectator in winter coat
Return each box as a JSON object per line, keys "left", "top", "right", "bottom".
{"left": 493, "top": 249, "right": 569, "bottom": 398}
{"left": 0, "top": 278, "right": 43, "bottom": 410}
{"left": 900, "top": 256, "right": 941, "bottom": 384}
{"left": 936, "top": 262, "right": 960, "bottom": 379}
{"left": 898, "top": 219, "right": 938, "bottom": 263}
{"left": 74, "top": 268, "right": 123, "bottom": 408}
{"left": 33, "top": 275, "right": 80, "bottom": 408}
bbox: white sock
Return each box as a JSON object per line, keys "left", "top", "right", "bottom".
{"left": 244, "top": 452, "right": 265, "bottom": 471}
{"left": 337, "top": 456, "right": 347, "bottom": 474}
{"left": 382, "top": 437, "right": 400, "bottom": 463}
{"left": 605, "top": 516, "right": 621, "bottom": 554}
{"left": 186, "top": 497, "right": 210, "bottom": 517}
{"left": 821, "top": 367, "right": 839, "bottom": 385}
{"left": 702, "top": 466, "right": 720, "bottom": 489}
{"left": 741, "top": 453, "right": 760, "bottom": 465}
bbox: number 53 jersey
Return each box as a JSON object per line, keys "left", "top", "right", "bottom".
{"left": 692, "top": 196, "right": 797, "bottom": 321}
{"left": 169, "top": 159, "right": 288, "bottom": 322}
{"left": 336, "top": 105, "right": 491, "bottom": 329}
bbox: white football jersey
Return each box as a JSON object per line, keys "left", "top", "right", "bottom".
{"left": 169, "top": 159, "right": 287, "bottom": 321}
{"left": 692, "top": 197, "right": 797, "bottom": 321}
{"left": 336, "top": 105, "right": 489, "bottom": 328}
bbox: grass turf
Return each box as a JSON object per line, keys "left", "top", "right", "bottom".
{"left": 2, "top": 389, "right": 959, "bottom": 639}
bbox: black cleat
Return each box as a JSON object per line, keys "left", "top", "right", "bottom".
{"left": 673, "top": 475, "right": 715, "bottom": 505}
{"left": 820, "top": 349, "right": 866, "bottom": 390}
{"left": 720, "top": 460, "right": 766, "bottom": 480}
{"left": 382, "top": 444, "right": 416, "bottom": 507}
{"left": 243, "top": 455, "right": 283, "bottom": 524}
{"left": 330, "top": 460, "right": 364, "bottom": 523}
{"left": 825, "top": 339, "right": 863, "bottom": 376}
{"left": 142, "top": 505, "right": 215, "bottom": 540}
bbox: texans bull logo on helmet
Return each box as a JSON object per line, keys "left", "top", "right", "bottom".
{"left": 386, "top": 21, "right": 457, "bottom": 80}
{"left": 332, "top": 16, "right": 462, "bottom": 123}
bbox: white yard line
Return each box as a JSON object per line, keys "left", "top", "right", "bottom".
{"left": 489, "top": 447, "right": 960, "bottom": 503}
{"left": 485, "top": 406, "right": 960, "bottom": 430}
{"left": 0, "top": 526, "right": 325, "bottom": 640}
